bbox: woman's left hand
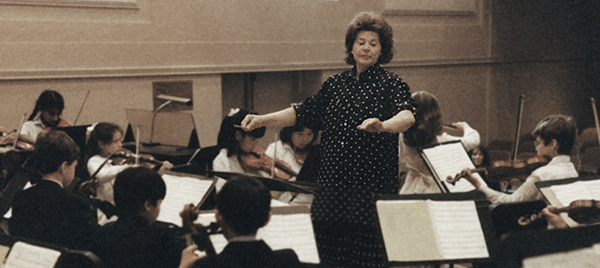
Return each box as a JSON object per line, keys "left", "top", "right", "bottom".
{"left": 357, "top": 118, "right": 385, "bottom": 133}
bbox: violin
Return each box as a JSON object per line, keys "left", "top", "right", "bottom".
{"left": 239, "top": 146, "right": 298, "bottom": 180}
{"left": 0, "top": 128, "right": 35, "bottom": 151}
{"left": 111, "top": 150, "right": 164, "bottom": 171}
{"left": 469, "top": 156, "right": 550, "bottom": 183}
{"left": 180, "top": 204, "right": 218, "bottom": 257}
{"left": 518, "top": 199, "right": 600, "bottom": 226}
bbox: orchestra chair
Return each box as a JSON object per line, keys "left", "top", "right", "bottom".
{"left": 495, "top": 223, "right": 600, "bottom": 268}
{"left": 578, "top": 127, "right": 599, "bottom": 149}
{"left": 487, "top": 149, "right": 511, "bottom": 163}
{"left": 0, "top": 233, "right": 106, "bottom": 268}
{"left": 579, "top": 146, "right": 600, "bottom": 176}
{"left": 487, "top": 139, "right": 514, "bottom": 152}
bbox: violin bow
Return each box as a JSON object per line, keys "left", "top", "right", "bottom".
{"left": 12, "top": 113, "right": 28, "bottom": 150}
{"left": 73, "top": 90, "right": 91, "bottom": 126}
{"left": 512, "top": 95, "right": 525, "bottom": 162}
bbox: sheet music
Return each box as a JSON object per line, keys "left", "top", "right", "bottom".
{"left": 550, "top": 181, "right": 598, "bottom": 207}
{"left": 376, "top": 200, "right": 488, "bottom": 262}
{"left": 428, "top": 200, "right": 489, "bottom": 259}
{"left": 377, "top": 200, "right": 440, "bottom": 261}
{"left": 421, "top": 142, "right": 482, "bottom": 192}
{"left": 200, "top": 208, "right": 320, "bottom": 263}
{"left": 157, "top": 174, "right": 214, "bottom": 227}
{"left": 258, "top": 213, "right": 320, "bottom": 264}
{"left": 3, "top": 242, "right": 61, "bottom": 268}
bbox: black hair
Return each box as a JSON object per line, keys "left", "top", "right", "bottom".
{"left": 216, "top": 109, "right": 266, "bottom": 157}
{"left": 28, "top": 90, "right": 65, "bottom": 121}
{"left": 216, "top": 176, "right": 271, "bottom": 236}
{"left": 531, "top": 114, "right": 577, "bottom": 155}
{"left": 278, "top": 125, "right": 318, "bottom": 149}
{"left": 113, "top": 166, "right": 166, "bottom": 218}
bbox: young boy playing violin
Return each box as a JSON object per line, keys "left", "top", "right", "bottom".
{"left": 447, "top": 114, "right": 578, "bottom": 203}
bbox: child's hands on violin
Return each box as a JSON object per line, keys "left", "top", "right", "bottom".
{"left": 540, "top": 205, "right": 569, "bottom": 229}
{"left": 445, "top": 168, "right": 482, "bottom": 189}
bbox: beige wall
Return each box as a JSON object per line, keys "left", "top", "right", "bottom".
{"left": 0, "top": 0, "right": 598, "bottom": 149}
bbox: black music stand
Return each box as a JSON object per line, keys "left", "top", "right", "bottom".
{"left": 373, "top": 192, "right": 497, "bottom": 267}
{"left": 57, "top": 125, "right": 92, "bottom": 181}
{"left": 495, "top": 223, "right": 600, "bottom": 268}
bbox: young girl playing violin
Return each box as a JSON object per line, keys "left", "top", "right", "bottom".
{"left": 212, "top": 109, "right": 268, "bottom": 190}
{"left": 86, "top": 122, "right": 172, "bottom": 208}
{"left": 265, "top": 125, "right": 318, "bottom": 176}
{"left": 447, "top": 114, "right": 579, "bottom": 203}
{"left": 265, "top": 124, "right": 319, "bottom": 205}
{"left": 399, "top": 91, "right": 482, "bottom": 194}
{"left": 21, "top": 90, "right": 71, "bottom": 142}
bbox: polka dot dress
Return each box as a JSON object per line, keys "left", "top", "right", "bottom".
{"left": 295, "top": 64, "right": 416, "bottom": 267}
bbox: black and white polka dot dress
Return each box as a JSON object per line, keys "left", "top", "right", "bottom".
{"left": 295, "top": 64, "right": 415, "bottom": 267}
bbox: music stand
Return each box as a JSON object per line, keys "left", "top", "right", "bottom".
{"left": 496, "top": 223, "right": 600, "bottom": 268}
{"left": 373, "top": 192, "right": 497, "bottom": 267}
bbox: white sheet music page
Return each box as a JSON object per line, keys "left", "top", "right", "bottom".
{"left": 3, "top": 242, "right": 61, "bottom": 268}
{"left": 257, "top": 213, "right": 320, "bottom": 264}
{"left": 421, "top": 142, "right": 483, "bottom": 192}
{"left": 428, "top": 200, "right": 489, "bottom": 260}
{"left": 550, "top": 181, "right": 596, "bottom": 207}
{"left": 158, "top": 174, "right": 214, "bottom": 227}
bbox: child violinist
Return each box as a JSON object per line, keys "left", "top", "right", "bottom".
{"left": 21, "top": 89, "right": 71, "bottom": 141}
{"left": 265, "top": 124, "right": 318, "bottom": 205}
{"left": 86, "top": 122, "right": 172, "bottom": 208}
{"left": 447, "top": 114, "right": 579, "bottom": 203}
{"left": 399, "top": 91, "right": 482, "bottom": 194}
{"left": 212, "top": 109, "right": 268, "bottom": 182}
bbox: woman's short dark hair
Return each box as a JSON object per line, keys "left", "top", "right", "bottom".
{"left": 344, "top": 11, "right": 394, "bottom": 65}
{"left": 531, "top": 114, "right": 577, "bottom": 155}
{"left": 87, "top": 122, "right": 123, "bottom": 156}
{"left": 279, "top": 125, "right": 318, "bottom": 148}
{"left": 403, "top": 91, "right": 443, "bottom": 148}
{"left": 216, "top": 176, "right": 271, "bottom": 236}
{"left": 29, "top": 130, "right": 80, "bottom": 176}
{"left": 28, "top": 90, "right": 65, "bottom": 121}
{"left": 217, "top": 109, "right": 266, "bottom": 157}
{"left": 113, "top": 167, "right": 166, "bottom": 218}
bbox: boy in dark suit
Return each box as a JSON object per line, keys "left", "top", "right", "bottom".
{"left": 180, "top": 176, "right": 302, "bottom": 268}
{"left": 9, "top": 130, "right": 99, "bottom": 250}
